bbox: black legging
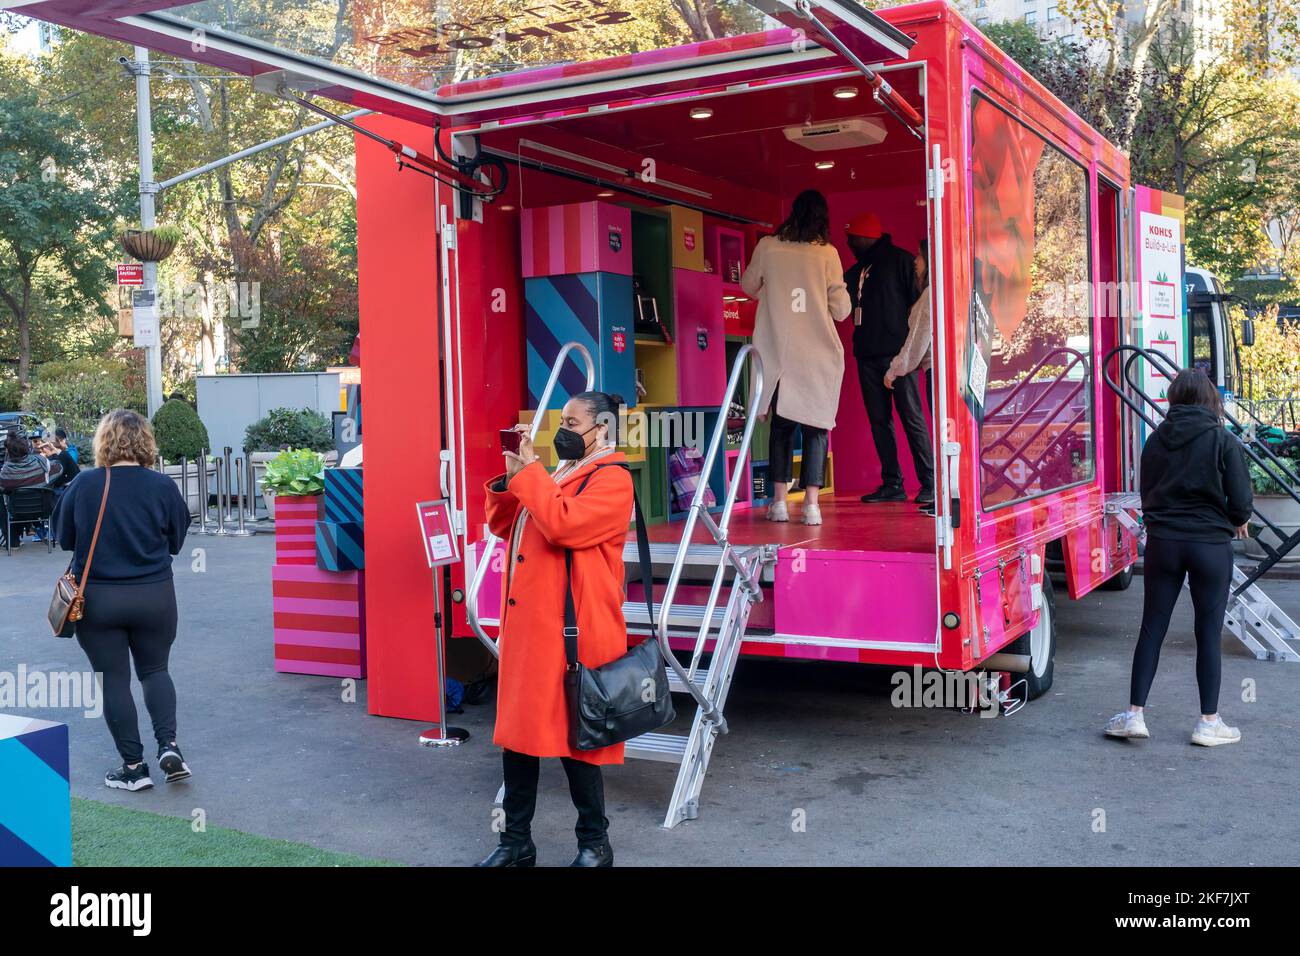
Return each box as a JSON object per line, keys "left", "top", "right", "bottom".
{"left": 501, "top": 749, "right": 608, "bottom": 848}
{"left": 75, "top": 578, "right": 179, "bottom": 765}
{"left": 1129, "top": 536, "right": 1233, "bottom": 715}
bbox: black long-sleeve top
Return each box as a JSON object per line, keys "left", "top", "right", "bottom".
{"left": 1140, "top": 404, "right": 1254, "bottom": 543}
{"left": 52, "top": 465, "right": 190, "bottom": 583}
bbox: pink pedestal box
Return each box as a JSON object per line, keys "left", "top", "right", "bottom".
{"left": 521, "top": 201, "right": 633, "bottom": 278}
{"left": 773, "top": 548, "right": 938, "bottom": 660}
{"left": 274, "top": 494, "right": 323, "bottom": 565}
{"left": 673, "top": 268, "right": 725, "bottom": 405}
{"left": 272, "top": 564, "right": 367, "bottom": 678}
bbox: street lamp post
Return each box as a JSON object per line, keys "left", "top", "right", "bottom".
{"left": 131, "top": 46, "right": 164, "bottom": 418}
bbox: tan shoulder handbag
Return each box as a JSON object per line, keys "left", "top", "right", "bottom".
{"left": 48, "top": 468, "right": 111, "bottom": 638}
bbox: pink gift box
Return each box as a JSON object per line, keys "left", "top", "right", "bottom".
{"left": 521, "top": 201, "right": 632, "bottom": 278}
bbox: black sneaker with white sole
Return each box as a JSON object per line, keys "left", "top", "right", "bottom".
{"left": 156, "top": 743, "right": 192, "bottom": 782}
{"left": 105, "top": 762, "right": 154, "bottom": 791}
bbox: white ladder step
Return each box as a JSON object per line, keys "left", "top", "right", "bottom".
{"left": 666, "top": 667, "right": 709, "bottom": 692}
{"left": 623, "top": 540, "right": 777, "bottom": 582}
{"left": 623, "top": 600, "right": 726, "bottom": 630}
{"left": 625, "top": 732, "right": 689, "bottom": 763}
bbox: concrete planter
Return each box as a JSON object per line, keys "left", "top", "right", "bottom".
{"left": 1245, "top": 493, "right": 1300, "bottom": 563}
{"left": 164, "top": 460, "right": 216, "bottom": 516}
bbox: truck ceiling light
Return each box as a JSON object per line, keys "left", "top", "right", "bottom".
{"left": 833, "top": 86, "right": 859, "bottom": 99}
{"left": 815, "top": 160, "right": 835, "bottom": 170}
{"left": 689, "top": 106, "right": 714, "bottom": 120}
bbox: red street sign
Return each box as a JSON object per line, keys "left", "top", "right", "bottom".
{"left": 116, "top": 264, "right": 144, "bottom": 286}
{"left": 415, "top": 498, "right": 460, "bottom": 568}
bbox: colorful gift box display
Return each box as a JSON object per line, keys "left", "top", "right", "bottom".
{"left": 273, "top": 494, "right": 323, "bottom": 565}
{"left": 521, "top": 201, "right": 633, "bottom": 278}
{"left": 316, "top": 520, "right": 364, "bottom": 572}
{"left": 272, "top": 565, "right": 367, "bottom": 679}
{"left": 0, "top": 714, "right": 71, "bottom": 866}
{"left": 525, "top": 271, "right": 636, "bottom": 410}
{"left": 323, "top": 468, "right": 363, "bottom": 524}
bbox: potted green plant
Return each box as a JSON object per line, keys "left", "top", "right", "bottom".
{"left": 119, "top": 223, "right": 182, "bottom": 262}
{"left": 1244, "top": 459, "right": 1300, "bottom": 564}
{"left": 262, "top": 449, "right": 326, "bottom": 564}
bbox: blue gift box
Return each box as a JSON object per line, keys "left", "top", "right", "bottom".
{"left": 0, "top": 714, "right": 71, "bottom": 866}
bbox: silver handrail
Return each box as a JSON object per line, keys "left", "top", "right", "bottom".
{"left": 465, "top": 342, "right": 596, "bottom": 657}
{"left": 655, "top": 345, "right": 765, "bottom": 723}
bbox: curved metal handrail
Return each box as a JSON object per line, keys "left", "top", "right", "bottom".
{"left": 464, "top": 342, "right": 595, "bottom": 658}
{"left": 654, "top": 345, "right": 765, "bottom": 723}
{"left": 1101, "top": 343, "right": 1300, "bottom": 593}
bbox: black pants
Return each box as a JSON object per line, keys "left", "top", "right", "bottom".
{"left": 768, "top": 385, "right": 829, "bottom": 487}
{"left": 75, "top": 579, "right": 179, "bottom": 765}
{"left": 501, "top": 749, "right": 608, "bottom": 848}
{"left": 1129, "top": 536, "right": 1233, "bottom": 715}
{"left": 857, "top": 356, "right": 934, "bottom": 490}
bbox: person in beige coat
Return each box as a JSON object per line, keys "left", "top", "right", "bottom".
{"left": 740, "top": 189, "right": 852, "bottom": 525}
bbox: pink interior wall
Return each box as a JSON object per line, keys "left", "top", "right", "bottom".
{"left": 819, "top": 180, "right": 931, "bottom": 495}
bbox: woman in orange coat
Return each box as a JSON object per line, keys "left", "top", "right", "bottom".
{"left": 475, "top": 390, "right": 633, "bottom": 868}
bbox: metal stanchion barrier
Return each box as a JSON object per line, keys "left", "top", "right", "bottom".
{"left": 244, "top": 452, "right": 259, "bottom": 522}
{"left": 214, "top": 465, "right": 228, "bottom": 535}
{"left": 195, "top": 450, "right": 211, "bottom": 534}
{"left": 229, "top": 457, "right": 253, "bottom": 536}
{"left": 180, "top": 456, "right": 189, "bottom": 520}
{"left": 223, "top": 447, "right": 235, "bottom": 521}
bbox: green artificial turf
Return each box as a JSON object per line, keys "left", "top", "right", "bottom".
{"left": 71, "top": 798, "right": 403, "bottom": 867}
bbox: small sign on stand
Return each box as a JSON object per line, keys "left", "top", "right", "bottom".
{"left": 415, "top": 499, "right": 469, "bottom": 747}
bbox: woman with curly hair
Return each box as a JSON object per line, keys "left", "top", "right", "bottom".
{"left": 52, "top": 409, "right": 193, "bottom": 791}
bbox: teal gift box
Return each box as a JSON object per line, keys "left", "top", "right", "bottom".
{"left": 316, "top": 520, "right": 365, "bottom": 571}
{"left": 0, "top": 714, "right": 71, "bottom": 866}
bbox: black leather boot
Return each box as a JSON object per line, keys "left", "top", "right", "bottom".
{"left": 569, "top": 840, "right": 613, "bottom": 867}
{"left": 475, "top": 840, "right": 537, "bottom": 867}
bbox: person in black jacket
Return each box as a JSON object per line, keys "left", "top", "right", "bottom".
{"left": 845, "top": 213, "right": 934, "bottom": 505}
{"left": 1105, "top": 369, "right": 1253, "bottom": 747}
{"left": 53, "top": 409, "right": 193, "bottom": 791}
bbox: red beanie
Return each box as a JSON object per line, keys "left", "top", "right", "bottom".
{"left": 845, "top": 212, "right": 882, "bottom": 238}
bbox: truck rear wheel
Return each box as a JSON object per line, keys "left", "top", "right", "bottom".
{"left": 1009, "top": 575, "right": 1056, "bottom": 699}
{"left": 1101, "top": 562, "right": 1135, "bottom": 591}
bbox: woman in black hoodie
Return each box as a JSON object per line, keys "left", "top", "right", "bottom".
{"left": 1105, "top": 369, "right": 1253, "bottom": 746}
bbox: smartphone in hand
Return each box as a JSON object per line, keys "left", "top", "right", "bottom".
{"left": 499, "top": 428, "right": 522, "bottom": 454}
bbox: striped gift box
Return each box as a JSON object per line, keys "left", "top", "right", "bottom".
{"left": 323, "top": 468, "right": 363, "bottom": 525}
{"left": 525, "top": 272, "right": 635, "bottom": 411}
{"left": 316, "top": 520, "right": 364, "bottom": 571}
{"left": 274, "top": 494, "right": 323, "bottom": 565}
{"left": 521, "top": 201, "right": 632, "bottom": 278}
{"left": 0, "top": 714, "right": 71, "bottom": 866}
{"left": 272, "top": 565, "right": 366, "bottom": 678}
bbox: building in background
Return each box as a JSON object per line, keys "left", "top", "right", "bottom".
{"left": 958, "top": 0, "right": 1227, "bottom": 66}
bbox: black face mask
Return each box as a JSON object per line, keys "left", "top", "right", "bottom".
{"left": 554, "top": 424, "right": 597, "bottom": 461}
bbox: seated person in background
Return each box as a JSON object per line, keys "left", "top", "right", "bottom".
{"left": 1, "top": 432, "right": 60, "bottom": 543}
{"left": 45, "top": 430, "right": 80, "bottom": 493}
{"left": 56, "top": 427, "right": 79, "bottom": 464}
{"left": 1, "top": 432, "right": 58, "bottom": 491}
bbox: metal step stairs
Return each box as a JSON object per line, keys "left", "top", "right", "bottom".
{"left": 1102, "top": 346, "right": 1300, "bottom": 663}
{"left": 465, "top": 340, "right": 774, "bottom": 829}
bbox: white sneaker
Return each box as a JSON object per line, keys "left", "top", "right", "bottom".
{"left": 1191, "top": 716, "right": 1241, "bottom": 747}
{"left": 1104, "top": 710, "right": 1149, "bottom": 739}
{"left": 802, "top": 503, "right": 822, "bottom": 525}
{"left": 766, "top": 500, "right": 788, "bottom": 522}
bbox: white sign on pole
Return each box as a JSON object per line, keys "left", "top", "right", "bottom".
{"left": 1136, "top": 208, "right": 1184, "bottom": 408}
{"left": 132, "top": 289, "right": 159, "bottom": 348}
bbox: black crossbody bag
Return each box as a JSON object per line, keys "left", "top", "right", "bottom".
{"left": 563, "top": 463, "right": 675, "bottom": 750}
